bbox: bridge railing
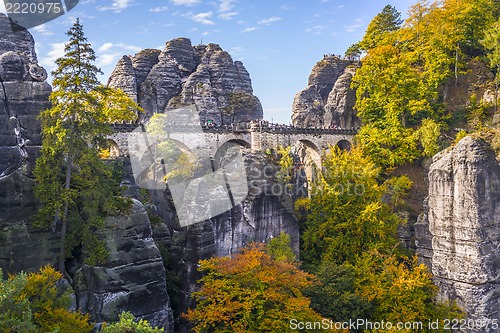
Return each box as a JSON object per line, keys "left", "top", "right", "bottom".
{"left": 109, "top": 121, "right": 359, "bottom": 135}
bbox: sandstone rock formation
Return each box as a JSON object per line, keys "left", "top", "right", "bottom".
{"left": 292, "top": 55, "right": 360, "bottom": 128}
{"left": 417, "top": 136, "right": 500, "bottom": 330}
{"left": 0, "top": 13, "right": 55, "bottom": 275}
{"left": 108, "top": 38, "right": 263, "bottom": 125}
{"left": 143, "top": 151, "right": 300, "bottom": 332}
{"left": 75, "top": 199, "right": 174, "bottom": 331}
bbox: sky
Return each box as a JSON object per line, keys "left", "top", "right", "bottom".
{"left": 1, "top": 0, "right": 417, "bottom": 123}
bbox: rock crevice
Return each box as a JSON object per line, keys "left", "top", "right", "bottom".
{"left": 292, "top": 56, "right": 360, "bottom": 128}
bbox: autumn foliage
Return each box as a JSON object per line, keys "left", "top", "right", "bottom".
{"left": 0, "top": 266, "right": 93, "bottom": 333}
{"left": 185, "top": 243, "right": 323, "bottom": 333}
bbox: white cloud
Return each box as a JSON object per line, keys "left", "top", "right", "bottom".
{"left": 33, "top": 24, "right": 54, "bottom": 36}
{"left": 98, "top": 42, "right": 141, "bottom": 53}
{"left": 219, "top": 12, "right": 237, "bottom": 20}
{"left": 219, "top": 0, "right": 235, "bottom": 12}
{"left": 98, "top": 42, "right": 115, "bottom": 52}
{"left": 96, "top": 43, "right": 142, "bottom": 67}
{"left": 279, "top": 4, "right": 295, "bottom": 10}
{"left": 98, "top": 53, "right": 119, "bottom": 66}
{"left": 192, "top": 12, "right": 215, "bottom": 25}
{"left": 258, "top": 16, "right": 282, "bottom": 25}
{"left": 150, "top": 6, "right": 168, "bottom": 13}
{"left": 305, "top": 25, "right": 326, "bottom": 35}
{"left": 202, "top": 31, "right": 209, "bottom": 36}
{"left": 240, "top": 27, "right": 257, "bottom": 33}
{"left": 344, "top": 19, "right": 363, "bottom": 32}
{"left": 172, "top": 0, "right": 200, "bottom": 6}
{"left": 39, "top": 43, "right": 66, "bottom": 70}
{"left": 98, "top": 0, "right": 133, "bottom": 13}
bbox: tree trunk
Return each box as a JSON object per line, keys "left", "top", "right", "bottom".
{"left": 59, "top": 155, "right": 72, "bottom": 278}
{"left": 496, "top": 68, "right": 499, "bottom": 113}
{"left": 454, "top": 46, "right": 459, "bottom": 86}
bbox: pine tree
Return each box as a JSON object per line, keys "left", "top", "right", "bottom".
{"left": 34, "top": 19, "right": 140, "bottom": 276}
{"left": 360, "top": 5, "right": 402, "bottom": 50}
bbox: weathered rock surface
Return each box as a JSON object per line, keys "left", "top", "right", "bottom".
{"left": 418, "top": 136, "right": 500, "bottom": 330}
{"left": 324, "top": 66, "right": 360, "bottom": 128}
{"left": 143, "top": 151, "right": 300, "bottom": 332}
{"left": 292, "top": 55, "right": 360, "bottom": 128}
{"left": 0, "top": 13, "right": 55, "bottom": 276}
{"left": 108, "top": 38, "right": 263, "bottom": 125}
{"left": 76, "top": 199, "right": 174, "bottom": 332}
{"left": 0, "top": 14, "right": 37, "bottom": 63}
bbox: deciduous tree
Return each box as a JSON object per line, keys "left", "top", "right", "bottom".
{"left": 185, "top": 243, "right": 323, "bottom": 333}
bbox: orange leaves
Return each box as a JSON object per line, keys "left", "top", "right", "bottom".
{"left": 185, "top": 243, "right": 323, "bottom": 333}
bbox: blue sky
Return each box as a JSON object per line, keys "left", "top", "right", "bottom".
{"left": 2, "top": 0, "right": 416, "bottom": 123}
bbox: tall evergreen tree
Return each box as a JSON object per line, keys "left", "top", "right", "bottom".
{"left": 360, "top": 5, "right": 402, "bottom": 50}
{"left": 34, "top": 19, "right": 140, "bottom": 275}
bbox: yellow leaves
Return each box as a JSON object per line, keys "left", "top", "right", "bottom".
{"left": 185, "top": 244, "right": 322, "bottom": 333}
{"left": 2, "top": 266, "right": 93, "bottom": 333}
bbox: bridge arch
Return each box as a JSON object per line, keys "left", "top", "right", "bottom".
{"left": 100, "top": 139, "right": 121, "bottom": 159}
{"left": 212, "top": 139, "right": 249, "bottom": 170}
{"left": 336, "top": 139, "right": 352, "bottom": 151}
{"left": 133, "top": 137, "right": 196, "bottom": 186}
{"left": 294, "top": 139, "right": 322, "bottom": 188}
{"left": 220, "top": 138, "right": 251, "bottom": 149}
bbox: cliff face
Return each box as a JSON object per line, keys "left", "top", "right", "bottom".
{"left": 108, "top": 38, "right": 263, "bottom": 125}
{"left": 417, "top": 136, "right": 500, "bottom": 329}
{"left": 0, "top": 13, "right": 55, "bottom": 275}
{"left": 142, "top": 151, "right": 300, "bottom": 332}
{"left": 75, "top": 200, "right": 174, "bottom": 331}
{"left": 292, "top": 56, "right": 360, "bottom": 128}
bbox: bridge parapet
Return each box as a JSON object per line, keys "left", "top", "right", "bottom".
{"left": 108, "top": 120, "right": 357, "bottom": 158}
{"left": 110, "top": 122, "right": 359, "bottom": 135}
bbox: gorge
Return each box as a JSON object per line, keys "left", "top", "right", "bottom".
{"left": 1, "top": 3, "right": 500, "bottom": 331}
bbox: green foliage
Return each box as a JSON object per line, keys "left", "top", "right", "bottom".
{"left": 352, "top": 0, "right": 499, "bottom": 168}
{"left": 414, "top": 118, "right": 442, "bottom": 157}
{"left": 0, "top": 269, "right": 35, "bottom": 332}
{"left": 146, "top": 113, "right": 198, "bottom": 183}
{"left": 0, "top": 266, "right": 93, "bottom": 333}
{"left": 157, "top": 245, "right": 182, "bottom": 313}
{"left": 304, "top": 262, "right": 373, "bottom": 332}
{"left": 359, "top": 5, "right": 402, "bottom": 50}
{"left": 454, "top": 129, "right": 468, "bottom": 144}
{"left": 353, "top": 251, "right": 464, "bottom": 332}
{"left": 355, "top": 123, "right": 420, "bottom": 170}
{"left": 466, "top": 94, "right": 489, "bottom": 130}
{"left": 301, "top": 147, "right": 403, "bottom": 268}
{"left": 344, "top": 43, "right": 362, "bottom": 61}
{"left": 300, "top": 145, "right": 462, "bottom": 329}
{"left": 382, "top": 175, "right": 413, "bottom": 210}
{"left": 275, "top": 146, "right": 294, "bottom": 184}
{"left": 33, "top": 20, "right": 140, "bottom": 267}
{"left": 482, "top": 17, "right": 500, "bottom": 71}
{"left": 185, "top": 243, "right": 323, "bottom": 333}
{"left": 265, "top": 233, "right": 296, "bottom": 263}
{"left": 101, "top": 312, "right": 164, "bottom": 333}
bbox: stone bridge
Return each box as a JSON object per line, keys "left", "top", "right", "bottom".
{"left": 107, "top": 121, "right": 356, "bottom": 164}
